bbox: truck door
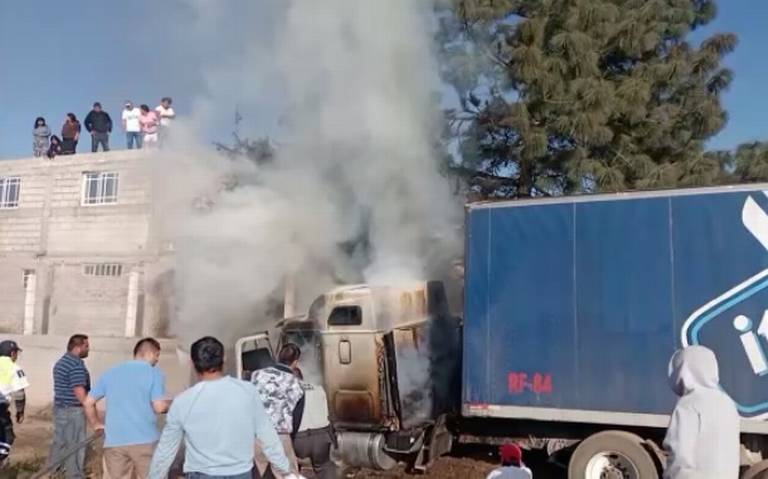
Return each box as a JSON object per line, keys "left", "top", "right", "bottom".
{"left": 235, "top": 333, "right": 274, "bottom": 380}
{"left": 322, "top": 296, "right": 388, "bottom": 426}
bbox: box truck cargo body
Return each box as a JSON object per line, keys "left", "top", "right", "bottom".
{"left": 463, "top": 185, "right": 768, "bottom": 477}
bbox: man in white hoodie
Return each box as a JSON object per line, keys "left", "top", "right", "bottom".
{"left": 663, "top": 345, "right": 740, "bottom": 479}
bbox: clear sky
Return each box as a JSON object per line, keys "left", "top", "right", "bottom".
{"left": 0, "top": 1, "right": 765, "bottom": 160}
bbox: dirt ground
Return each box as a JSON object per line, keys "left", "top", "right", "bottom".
{"left": 4, "top": 414, "right": 566, "bottom": 479}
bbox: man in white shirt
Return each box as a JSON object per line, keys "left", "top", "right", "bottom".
{"left": 155, "top": 97, "right": 176, "bottom": 145}
{"left": 486, "top": 444, "right": 532, "bottom": 479}
{"left": 122, "top": 101, "right": 143, "bottom": 150}
{"left": 293, "top": 370, "right": 335, "bottom": 479}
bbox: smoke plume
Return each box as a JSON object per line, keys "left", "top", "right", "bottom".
{"left": 154, "top": 0, "right": 461, "bottom": 346}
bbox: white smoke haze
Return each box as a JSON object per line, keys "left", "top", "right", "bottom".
{"left": 153, "top": 0, "right": 461, "bottom": 346}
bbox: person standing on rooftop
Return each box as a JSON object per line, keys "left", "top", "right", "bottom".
{"left": 60, "top": 113, "right": 81, "bottom": 155}
{"left": 139, "top": 105, "right": 160, "bottom": 148}
{"left": 123, "top": 101, "right": 143, "bottom": 150}
{"left": 155, "top": 97, "right": 175, "bottom": 145}
{"left": 84, "top": 102, "right": 113, "bottom": 153}
{"left": 33, "top": 117, "right": 50, "bottom": 157}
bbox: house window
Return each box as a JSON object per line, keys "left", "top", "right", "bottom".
{"left": 82, "top": 172, "right": 119, "bottom": 205}
{"left": 83, "top": 263, "right": 123, "bottom": 277}
{"left": 0, "top": 177, "right": 21, "bottom": 208}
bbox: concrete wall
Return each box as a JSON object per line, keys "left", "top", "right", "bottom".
{"left": 7, "top": 333, "right": 189, "bottom": 409}
{"left": 0, "top": 151, "right": 173, "bottom": 337}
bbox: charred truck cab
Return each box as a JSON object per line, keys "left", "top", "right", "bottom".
{"left": 236, "top": 281, "right": 462, "bottom": 471}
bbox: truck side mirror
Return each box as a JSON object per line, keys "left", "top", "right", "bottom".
{"left": 339, "top": 339, "right": 352, "bottom": 364}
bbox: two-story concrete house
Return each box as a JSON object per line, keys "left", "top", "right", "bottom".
{"left": 0, "top": 150, "right": 173, "bottom": 337}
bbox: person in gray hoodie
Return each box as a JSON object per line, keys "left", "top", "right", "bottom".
{"left": 33, "top": 117, "right": 50, "bottom": 157}
{"left": 663, "top": 345, "right": 740, "bottom": 479}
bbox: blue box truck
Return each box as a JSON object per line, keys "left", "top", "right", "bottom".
{"left": 235, "top": 184, "right": 768, "bottom": 478}
{"left": 463, "top": 184, "right": 768, "bottom": 478}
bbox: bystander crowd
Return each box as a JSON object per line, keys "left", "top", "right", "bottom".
{"left": 147, "top": 336, "right": 299, "bottom": 479}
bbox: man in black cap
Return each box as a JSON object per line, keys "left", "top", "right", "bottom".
{"left": 0, "top": 340, "right": 29, "bottom": 464}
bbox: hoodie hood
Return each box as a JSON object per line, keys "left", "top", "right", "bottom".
{"left": 668, "top": 345, "right": 720, "bottom": 396}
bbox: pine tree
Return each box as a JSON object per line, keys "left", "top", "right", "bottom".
{"left": 732, "top": 142, "right": 768, "bottom": 182}
{"left": 438, "top": 0, "right": 737, "bottom": 198}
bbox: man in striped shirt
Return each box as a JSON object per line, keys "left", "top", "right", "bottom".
{"left": 48, "top": 334, "right": 91, "bottom": 478}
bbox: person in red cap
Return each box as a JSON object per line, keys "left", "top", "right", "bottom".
{"left": 486, "top": 443, "right": 532, "bottom": 479}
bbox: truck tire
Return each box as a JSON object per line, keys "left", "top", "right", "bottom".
{"left": 744, "top": 460, "right": 768, "bottom": 479}
{"left": 568, "top": 431, "right": 659, "bottom": 479}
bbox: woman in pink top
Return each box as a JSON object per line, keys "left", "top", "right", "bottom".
{"left": 139, "top": 105, "right": 160, "bottom": 147}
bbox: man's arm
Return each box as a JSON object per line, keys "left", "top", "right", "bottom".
{"left": 150, "top": 368, "right": 171, "bottom": 414}
{"left": 11, "top": 390, "right": 24, "bottom": 423}
{"left": 288, "top": 377, "right": 305, "bottom": 436}
{"left": 84, "top": 112, "right": 93, "bottom": 133}
{"left": 73, "top": 385, "right": 88, "bottom": 406}
{"left": 291, "top": 394, "right": 305, "bottom": 437}
{"left": 152, "top": 399, "right": 171, "bottom": 414}
{"left": 106, "top": 113, "right": 113, "bottom": 133}
{"left": 83, "top": 395, "right": 103, "bottom": 432}
{"left": 10, "top": 366, "right": 29, "bottom": 423}
{"left": 147, "top": 403, "right": 184, "bottom": 479}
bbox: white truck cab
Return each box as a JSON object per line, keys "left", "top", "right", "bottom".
{"left": 235, "top": 280, "right": 461, "bottom": 471}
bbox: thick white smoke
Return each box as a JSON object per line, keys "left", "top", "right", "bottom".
{"left": 154, "top": 0, "right": 461, "bottom": 345}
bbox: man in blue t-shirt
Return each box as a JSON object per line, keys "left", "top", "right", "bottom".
{"left": 84, "top": 337, "right": 170, "bottom": 478}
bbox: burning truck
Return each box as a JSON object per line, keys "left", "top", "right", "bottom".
{"left": 235, "top": 281, "right": 462, "bottom": 471}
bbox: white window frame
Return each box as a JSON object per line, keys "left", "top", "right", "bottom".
{"left": 0, "top": 177, "right": 21, "bottom": 209}
{"left": 81, "top": 172, "right": 119, "bottom": 205}
{"left": 83, "top": 263, "right": 123, "bottom": 277}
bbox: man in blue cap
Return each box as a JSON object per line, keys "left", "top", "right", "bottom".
{"left": 0, "top": 340, "right": 29, "bottom": 465}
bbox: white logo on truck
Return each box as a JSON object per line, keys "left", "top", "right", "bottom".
{"left": 737, "top": 195, "right": 768, "bottom": 375}
{"left": 682, "top": 192, "right": 768, "bottom": 417}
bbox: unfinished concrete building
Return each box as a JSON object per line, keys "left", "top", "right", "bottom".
{"left": 0, "top": 151, "right": 173, "bottom": 337}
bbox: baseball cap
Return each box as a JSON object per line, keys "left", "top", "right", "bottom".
{"left": 0, "top": 340, "right": 22, "bottom": 356}
{"left": 500, "top": 443, "right": 523, "bottom": 465}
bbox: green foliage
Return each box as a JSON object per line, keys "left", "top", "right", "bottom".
{"left": 438, "top": 0, "right": 738, "bottom": 198}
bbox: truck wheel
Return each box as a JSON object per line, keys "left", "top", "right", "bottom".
{"left": 568, "top": 431, "right": 659, "bottom": 479}
{"left": 744, "top": 460, "right": 768, "bottom": 479}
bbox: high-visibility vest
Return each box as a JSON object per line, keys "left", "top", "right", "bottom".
{"left": 0, "top": 356, "right": 28, "bottom": 401}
